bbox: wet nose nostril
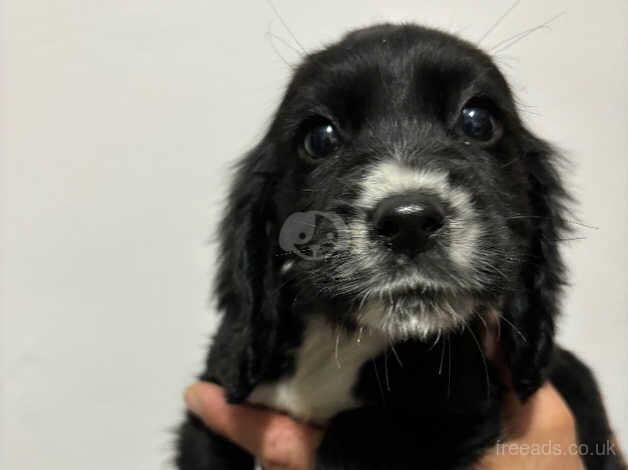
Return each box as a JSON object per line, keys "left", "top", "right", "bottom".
{"left": 372, "top": 194, "right": 446, "bottom": 254}
{"left": 420, "top": 213, "right": 445, "bottom": 234}
{"left": 378, "top": 217, "right": 400, "bottom": 238}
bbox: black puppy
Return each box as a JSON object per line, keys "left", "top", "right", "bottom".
{"left": 177, "top": 24, "right": 621, "bottom": 470}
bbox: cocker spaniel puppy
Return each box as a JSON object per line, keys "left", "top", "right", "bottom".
{"left": 176, "top": 24, "right": 620, "bottom": 470}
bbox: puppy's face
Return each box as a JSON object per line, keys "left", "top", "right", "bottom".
{"left": 252, "top": 25, "right": 544, "bottom": 340}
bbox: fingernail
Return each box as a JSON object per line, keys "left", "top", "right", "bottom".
{"left": 184, "top": 385, "right": 203, "bottom": 416}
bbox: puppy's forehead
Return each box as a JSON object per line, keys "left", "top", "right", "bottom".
{"left": 285, "top": 24, "right": 512, "bottom": 119}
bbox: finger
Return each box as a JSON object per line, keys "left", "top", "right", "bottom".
{"left": 185, "top": 382, "right": 322, "bottom": 465}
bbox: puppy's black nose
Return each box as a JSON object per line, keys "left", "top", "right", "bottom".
{"left": 372, "top": 194, "right": 446, "bottom": 254}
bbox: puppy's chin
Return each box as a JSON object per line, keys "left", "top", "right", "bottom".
{"left": 356, "top": 295, "right": 476, "bottom": 341}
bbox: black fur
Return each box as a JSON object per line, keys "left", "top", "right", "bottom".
{"left": 176, "top": 24, "right": 622, "bottom": 469}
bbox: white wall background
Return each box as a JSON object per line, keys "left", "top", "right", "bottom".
{"left": 1, "top": 1, "right": 626, "bottom": 469}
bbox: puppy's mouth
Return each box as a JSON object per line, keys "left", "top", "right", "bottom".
{"left": 352, "top": 282, "right": 478, "bottom": 341}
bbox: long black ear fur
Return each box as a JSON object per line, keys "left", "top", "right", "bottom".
{"left": 502, "top": 131, "right": 570, "bottom": 400}
{"left": 200, "top": 141, "right": 280, "bottom": 402}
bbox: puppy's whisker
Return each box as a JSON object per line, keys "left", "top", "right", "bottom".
{"left": 447, "top": 337, "right": 452, "bottom": 399}
{"left": 551, "top": 236, "right": 587, "bottom": 242}
{"left": 265, "top": 0, "right": 306, "bottom": 52}
{"left": 478, "top": 261, "right": 509, "bottom": 282}
{"left": 266, "top": 24, "right": 304, "bottom": 56}
{"left": 500, "top": 157, "right": 519, "bottom": 168}
{"left": 427, "top": 331, "right": 442, "bottom": 352}
{"left": 477, "top": 312, "right": 489, "bottom": 334}
{"left": 490, "top": 12, "right": 565, "bottom": 54}
{"left": 335, "top": 332, "right": 342, "bottom": 368}
{"left": 265, "top": 24, "right": 296, "bottom": 68}
{"left": 438, "top": 337, "right": 447, "bottom": 375}
{"left": 506, "top": 215, "right": 598, "bottom": 230}
{"left": 477, "top": 0, "right": 521, "bottom": 44}
{"left": 389, "top": 343, "right": 403, "bottom": 367}
{"left": 371, "top": 359, "right": 387, "bottom": 406}
{"left": 384, "top": 351, "right": 391, "bottom": 392}
{"left": 466, "top": 324, "right": 491, "bottom": 401}
{"left": 496, "top": 313, "right": 528, "bottom": 344}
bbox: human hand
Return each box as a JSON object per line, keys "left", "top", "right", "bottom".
{"left": 185, "top": 382, "right": 322, "bottom": 470}
{"left": 184, "top": 382, "right": 585, "bottom": 470}
{"left": 477, "top": 383, "right": 585, "bottom": 470}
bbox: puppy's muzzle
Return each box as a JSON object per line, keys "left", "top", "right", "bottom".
{"left": 371, "top": 192, "right": 446, "bottom": 255}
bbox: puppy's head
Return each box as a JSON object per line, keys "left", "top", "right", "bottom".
{"left": 217, "top": 24, "right": 567, "bottom": 400}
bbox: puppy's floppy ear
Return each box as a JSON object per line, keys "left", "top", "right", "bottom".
{"left": 502, "top": 131, "right": 569, "bottom": 400}
{"left": 204, "top": 139, "right": 281, "bottom": 402}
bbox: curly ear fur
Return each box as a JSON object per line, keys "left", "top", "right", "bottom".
{"left": 200, "top": 141, "right": 281, "bottom": 402}
{"left": 502, "top": 131, "right": 570, "bottom": 400}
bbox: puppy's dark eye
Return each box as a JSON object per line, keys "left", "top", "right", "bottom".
{"left": 303, "top": 122, "right": 339, "bottom": 158}
{"left": 460, "top": 106, "right": 496, "bottom": 142}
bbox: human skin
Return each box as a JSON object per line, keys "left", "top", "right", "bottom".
{"left": 184, "top": 381, "right": 587, "bottom": 470}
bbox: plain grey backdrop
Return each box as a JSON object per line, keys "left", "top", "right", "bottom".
{"left": 1, "top": 1, "right": 626, "bottom": 469}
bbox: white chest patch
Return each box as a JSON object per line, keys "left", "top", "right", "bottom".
{"left": 247, "top": 316, "right": 388, "bottom": 425}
